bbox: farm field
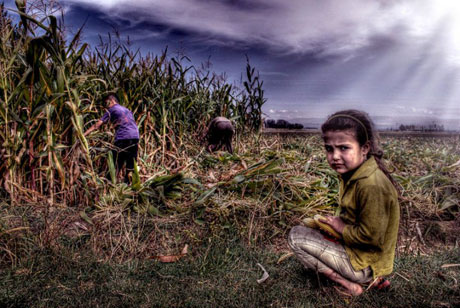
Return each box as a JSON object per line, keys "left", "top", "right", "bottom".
{"left": 1, "top": 4, "right": 459, "bottom": 306}
{"left": 1, "top": 133, "right": 459, "bottom": 307}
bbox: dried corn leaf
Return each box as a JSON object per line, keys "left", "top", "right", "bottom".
{"left": 150, "top": 244, "right": 189, "bottom": 263}
{"left": 277, "top": 252, "right": 294, "bottom": 264}
{"left": 441, "top": 264, "right": 460, "bottom": 268}
{"left": 0, "top": 226, "right": 30, "bottom": 237}
{"left": 448, "top": 159, "right": 460, "bottom": 168}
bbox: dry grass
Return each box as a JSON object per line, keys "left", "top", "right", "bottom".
{"left": 1, "top": 133, "right": 459, "bottom": 267}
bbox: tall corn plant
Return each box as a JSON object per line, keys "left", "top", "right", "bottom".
{"left": 1, "top": 1, "right": 91, "bottom": 205}
{"left": 236, "top": 57, "right": 266, "bottom": 132}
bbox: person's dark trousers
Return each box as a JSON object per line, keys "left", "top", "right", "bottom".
{"left": 112, "top": 139, "right": 139, "bottom": 183}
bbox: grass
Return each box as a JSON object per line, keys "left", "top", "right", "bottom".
{"left": 1, "top": 233, "right": 459, "bottom": 308}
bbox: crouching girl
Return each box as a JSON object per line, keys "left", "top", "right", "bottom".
{"left": 288, "top": 109, "right": 400, "bottom": 296}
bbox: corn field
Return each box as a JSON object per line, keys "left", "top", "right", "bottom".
{"left": 0, "top": 2, "right": 266, "bottom": 207}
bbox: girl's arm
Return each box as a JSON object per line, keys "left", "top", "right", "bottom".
{"left": 321, "top": 184, "right": 394, "bottom": 247}
{"left": 341, "top": 184, "right": 392, "bottom": 247}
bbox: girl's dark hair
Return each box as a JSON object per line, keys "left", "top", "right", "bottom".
{"left": 321, "top": 109, "right": 399, "bottom": 192}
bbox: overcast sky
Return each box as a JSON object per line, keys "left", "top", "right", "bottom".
{"left": 5, "top": 0, "right": 460, "bottom": 127}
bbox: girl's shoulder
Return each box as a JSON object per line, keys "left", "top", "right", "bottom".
{"left": 355, "top": 168, "right": 398, "bottom": 197}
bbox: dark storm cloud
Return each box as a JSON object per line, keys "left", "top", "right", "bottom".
{"left": 61, "top": 0, "right": 432, "bottom": 58}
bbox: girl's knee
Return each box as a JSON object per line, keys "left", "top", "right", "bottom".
{"left": 288, "top": 225, "right": 307, "bottom": 249}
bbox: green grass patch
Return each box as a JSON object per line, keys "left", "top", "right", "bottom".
{"left": 1, "top": 236, "right": 459, "bottom": 308}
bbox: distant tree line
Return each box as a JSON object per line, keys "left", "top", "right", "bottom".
{"left": 398, "top": 123, "right": 445, "bottom": 132}
{"left": 264, "top": 119, "right": 304, "bottom": 129}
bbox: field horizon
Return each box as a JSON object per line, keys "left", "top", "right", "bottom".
{"left": 264, "top": 115, "right": 460, "bottom": 131}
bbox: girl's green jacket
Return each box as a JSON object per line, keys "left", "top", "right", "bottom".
{"left": 339, "top": 156, "right": 400, "bottom": 279}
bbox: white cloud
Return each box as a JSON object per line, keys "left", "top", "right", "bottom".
{"left": 408, "top": 106, "right": 437, "bottom": 115}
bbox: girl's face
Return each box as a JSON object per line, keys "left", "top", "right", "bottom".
{"left": 323, "top": 130, "right": 370, "bottom": 175}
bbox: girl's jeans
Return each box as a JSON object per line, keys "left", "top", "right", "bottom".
{"left": 288, "top": 225, "right": 372, "bottom": 284}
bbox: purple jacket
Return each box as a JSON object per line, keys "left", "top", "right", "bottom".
{"left": 101, "top": 104, "right": 139, "bottom": 141}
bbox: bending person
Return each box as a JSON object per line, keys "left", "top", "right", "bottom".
{"left": 84, "top": 93, "right": 140, "bottom": 183}
{"left": 204, "top": 117, "right": 234, "bottom": 154}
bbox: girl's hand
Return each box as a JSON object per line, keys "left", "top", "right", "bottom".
{"left": 319, "top": 216, "right": 346, "bottom": 235}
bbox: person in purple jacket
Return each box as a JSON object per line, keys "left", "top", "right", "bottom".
{"left": 84, "top": 93, "right": 140, "bottom": 183}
